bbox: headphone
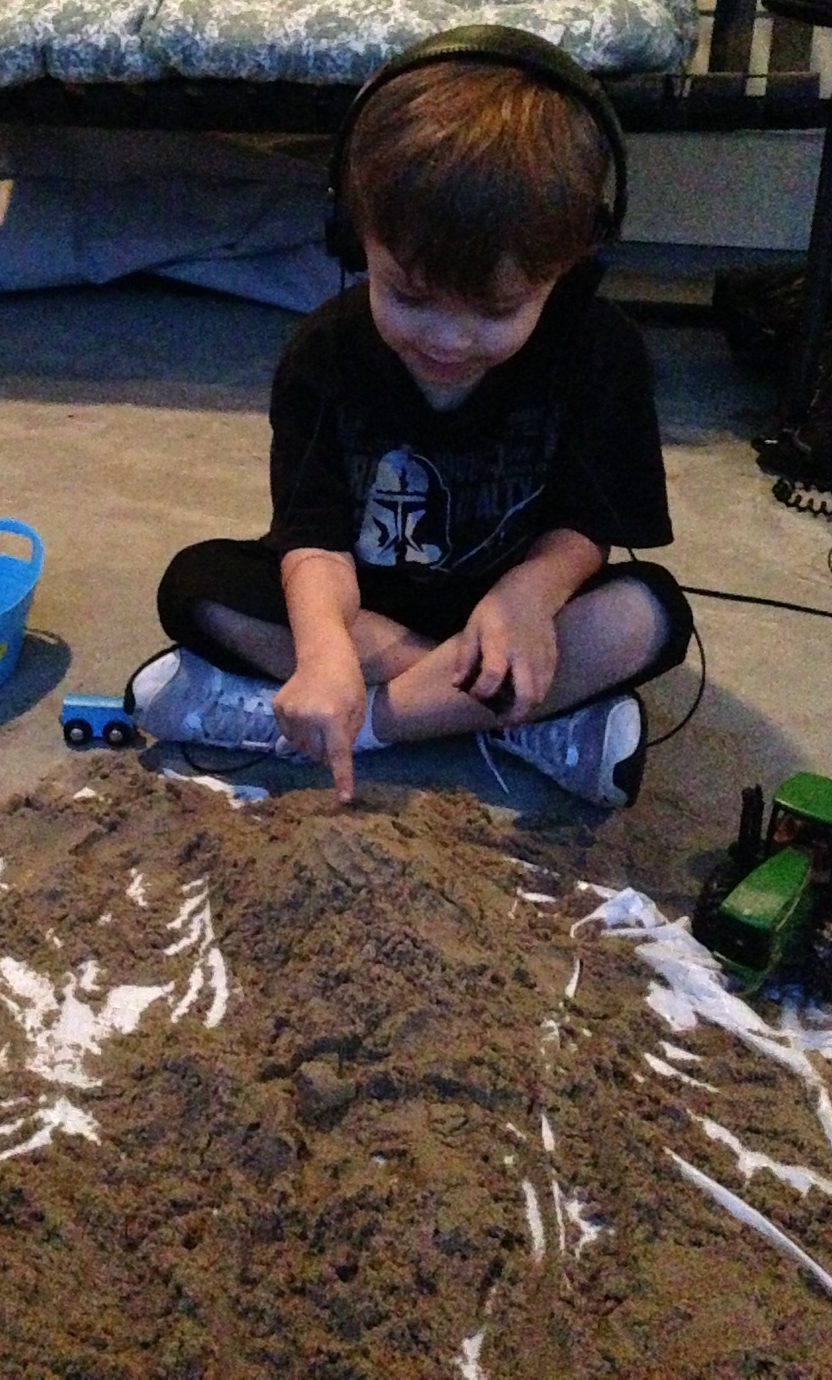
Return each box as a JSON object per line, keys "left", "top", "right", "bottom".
{"left": 325, "top": 23, "right": 629, "bottom": 276}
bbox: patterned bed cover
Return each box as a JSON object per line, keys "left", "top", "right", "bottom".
{"left": 0, "top": 2, "right": 700, "bottom": 89}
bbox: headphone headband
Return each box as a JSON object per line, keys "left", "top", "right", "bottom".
{"left": 326, "top": 24, "right": 628, "bottom": 274}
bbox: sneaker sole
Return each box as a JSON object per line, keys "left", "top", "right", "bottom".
{"left": 608, "top": 692, "right": 648, "bottom": 809}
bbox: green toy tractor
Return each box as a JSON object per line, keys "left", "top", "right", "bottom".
{"left": 692, "top": 772, "right": 832, "bottom": 993}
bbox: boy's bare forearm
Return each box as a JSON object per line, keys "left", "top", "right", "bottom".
{"left": 504, "top": 528, "right": 607, "bottom": 614}
{"left": 280, "top": 548, "right": 361, "bottom": 662}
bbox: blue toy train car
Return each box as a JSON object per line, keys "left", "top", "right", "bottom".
{"left": 60, "top": 694, "right": 135, "bottom": 748}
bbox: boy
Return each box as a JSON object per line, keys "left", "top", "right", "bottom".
{"left": 126, "top": 28, "right": 693, "bottom": 808}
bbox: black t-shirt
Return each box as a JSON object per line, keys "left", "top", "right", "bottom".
{"left": 267, "top": 276, "right": 672, "bottom": 598}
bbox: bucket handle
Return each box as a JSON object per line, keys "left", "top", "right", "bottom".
{"left": 0, "top": 518, "right": 44, "bottom": 581}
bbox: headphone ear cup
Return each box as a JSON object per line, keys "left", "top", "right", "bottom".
{"left": 325, "top": 197, "right": 368, "bottom": 274}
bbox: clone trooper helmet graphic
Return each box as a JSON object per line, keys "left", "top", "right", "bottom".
{"left": 357, "top": 448, "right": 450, "bottom": 568}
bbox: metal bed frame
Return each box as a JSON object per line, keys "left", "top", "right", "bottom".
{"left": 614, "top": 0, "right": 832, "bottom": 429}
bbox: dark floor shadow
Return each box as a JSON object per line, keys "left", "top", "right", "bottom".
{"left": 644, "top": 322, "right": 776, "bottom": 444}
{"left": 136, "top": 732, "right": 574, "bottom": 816}
{"left": 0, "top": 629, "right": 71, "bottom": 727}
{"left": 0, "top": 278, "right": 298, "bottom": 411}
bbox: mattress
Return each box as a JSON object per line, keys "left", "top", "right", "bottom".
{"left": 0, "top": 0, "right": 700, "bottom": 89}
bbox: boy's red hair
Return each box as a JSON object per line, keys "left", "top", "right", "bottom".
{"left": 345, "top": 60, "right": 611, "bottom": 299}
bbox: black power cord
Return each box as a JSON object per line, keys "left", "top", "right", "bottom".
{"left": 681, "top": 581, "right": 832, "bottom": 620}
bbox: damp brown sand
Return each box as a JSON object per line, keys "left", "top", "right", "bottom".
{"left": 0, "top": 755, "right": 831, "bottom": 1378}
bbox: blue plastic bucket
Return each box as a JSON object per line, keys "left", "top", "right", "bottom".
{"left": 0, "top": 518, "right": 45, "bottom": 688}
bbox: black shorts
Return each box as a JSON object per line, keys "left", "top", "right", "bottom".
{"left": 156, "top": 536, "right": 693, "bottom": 688}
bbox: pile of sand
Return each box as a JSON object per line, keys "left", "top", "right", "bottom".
{"left": 1, "top": 756, "right": 831, "bottom": 1378}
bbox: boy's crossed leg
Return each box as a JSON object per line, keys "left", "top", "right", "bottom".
{"left": 128, "top": 572, "right": 677, "bottom": 809}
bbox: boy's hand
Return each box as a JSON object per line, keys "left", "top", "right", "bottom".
{"left": 273, "top": 647, "right": 366, "bottom": 803}
{"left": 453, "top": 585, "right": 558, "bottom": 725}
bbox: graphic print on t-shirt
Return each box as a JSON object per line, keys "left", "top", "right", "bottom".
{"left": 356, "top": 448, "right": 451, "bottom": 567}
{"left": 350, "top": 406, "right": 556, "bottom": 579}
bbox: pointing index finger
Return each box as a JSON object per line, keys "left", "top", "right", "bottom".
{"left": 325, "top": 729, "right": 355, "bottom": 804}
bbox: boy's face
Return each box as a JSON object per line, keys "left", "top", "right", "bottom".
{"left": 365, "top": 238, "right": 562, "bottom": 405}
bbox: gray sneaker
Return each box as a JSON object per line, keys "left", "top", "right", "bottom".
{"left": 489, "top": 692, "right": 647, "bottom": 808}
{"left": 124, "top": 646, "right": 302, "bottom": 756}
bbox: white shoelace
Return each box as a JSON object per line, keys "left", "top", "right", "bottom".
{"left": 188, "top": 685, "right": 278, "bottom": 749}
{"left": 475, "top": 733, "right": 511, "bottom": 795}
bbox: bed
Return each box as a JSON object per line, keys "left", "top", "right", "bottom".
{"left": 0, "top": 2, "right": 702, "bottom": 309}
{"left": 0, "top": 2, "right": 701, "bottom": 131}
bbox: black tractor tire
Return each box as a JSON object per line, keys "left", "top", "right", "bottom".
{"left": 692, "top": 857, "right": 748, "bottom": 950}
